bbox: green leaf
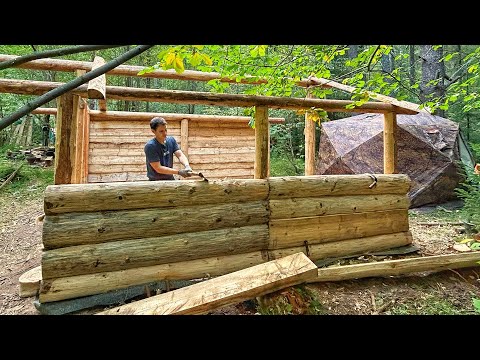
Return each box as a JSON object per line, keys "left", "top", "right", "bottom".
{"left": 473, "top": 298, "right": 480, "bottom": 313}
{"left": 470, "top": 242, "right": 480, "bottom": 250}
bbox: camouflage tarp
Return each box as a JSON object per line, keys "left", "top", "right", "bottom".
{"left": 316, "top": 112, "right": 475, "bottom": 208}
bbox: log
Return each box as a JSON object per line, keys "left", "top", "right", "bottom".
{"left": 97, "top": 252, "right": 318, "bottom": 315}
{"left": 0, "top": 163, "right": 23, "bottom": 191}
{"left": 54, "top": 92, "right": 76, "bottom": 185}
{"left": 383, "top": 112, "right": 397, "bottom": 174}
{"left": 270, "top": 231, "right": 413, "bottom": 262}
{"left": 269, "top": 209, "right": 409, "bottom": 249}
{"left": 32, "top": 107, "right": 57, "bottom": 115}
{"left": 309, "top": 251, "right": 480, "bottom": 282}
{"left": 304, "top": 93, "right": 316, "bottom": 175}
{"left": 19, "top": 266, "right": 42, "bottom": 297}
{"left": 268, "top": 174, "right": 411, "bottom": 199}
{"left": 254, "top": 106, "right": 269, "bottom": 179}
{"left": 180, "top": 118, "right": 188, "bottom": 158}
{"left": 43, "top": 178, "right": 269, "bottom": 215}
{"left": 43, "top": 201, "right": 269, "bottom": 249}
{"left": 269, "top": 194, "right": 410, "bottom": 219}
{"left": 41, "top": 224, "right": 269, "bottom": 279}
{"left": 0, "top": 78, "right": 417, "bottom": 114}
{"left": 73, "top": 70, "right": 87, "bottom": 184}
{"left": 87, "top": 56, "right": 106, "bottom": 99}
{"left": 89, "top": 110, "right": 285, "bottom": 123}
{"left": 87, "top": 173, "right": 148, "bottom": 183}
{"left": 39, "top": 251, "right": 268, "bottom": 303}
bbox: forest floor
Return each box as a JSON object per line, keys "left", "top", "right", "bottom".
{"left": 1, "top": 182, "right": 479, "bottom": 315}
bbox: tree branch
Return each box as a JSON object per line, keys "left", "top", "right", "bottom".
{"left": 0, "top": 45, "right": 126, "bottom": 70}
{"left": 0, "top": 45, "right": 154, "bottom": 131}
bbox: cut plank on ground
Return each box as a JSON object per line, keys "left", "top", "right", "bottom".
{"left": 308, "top": 251, "right": 480, "bottom": 283}
{"left": 19, "top": 265, "right": 42, "bottom": 297}
{"left": 98, "top": 252, "right": 318, "bottom": 315}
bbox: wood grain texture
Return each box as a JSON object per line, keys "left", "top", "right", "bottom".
{"left": 97, "top": 252, "right": 317, "bottom": 315}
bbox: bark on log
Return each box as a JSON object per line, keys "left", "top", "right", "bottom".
{"left": 43, "top": 201, "right": 269, "bottom": 249}
{"left": 41, "top": 224, "right": 269, "bottom": 279}
{"left": 269, "top": 209, "right": 409, "bottom": 249}
{"left": 309, "top": 251, "right": 480, "bottom": 282}
{"left": 269, "top": 194, "right": 410, "bottom": 219}
{"left": 0, "top": 78, "right": 417, "bottom": 114}
{"left": 270, "top": 231, "right": 413, "bottom": 262}
{"left": 97, "top": 252, "right": 317, "bottom": 315}
{"left": 87, "top": 56, "right": 106, "bottom": 99}
{"left": 39, "top": 251, "right": 268, "bottom": 302}
{"left": 268, "top": 174, "right": 411, "bottom": 199}
{"left": 43, "top": 178, "right": 268, "bottom": 215}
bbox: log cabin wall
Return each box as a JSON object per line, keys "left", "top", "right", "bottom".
{"left": 87, "top": 111, "right": 268, "bottom": 183}
{"left": 39, "top": 174, "right": 412, "bottom": 303}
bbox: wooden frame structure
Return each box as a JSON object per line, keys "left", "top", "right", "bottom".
{"left": 0, "top": 53, "right": 422, "bottom": 184}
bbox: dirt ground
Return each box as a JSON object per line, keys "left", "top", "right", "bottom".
{"left": 1, "top": 196, "right": 479, "bottom": 315}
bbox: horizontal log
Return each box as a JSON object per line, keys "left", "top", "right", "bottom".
{"left": 0, "top": 78, "right": 417, "bottom": 114}
{"left": 32, "top": 107, "right": 57, "bottom": 115}
{"left": 89, "top": 135, "right": 160, "bottom": 144}
{"left": 89, "top": 129, "right": 180, "bottom": 137}
{"left": 269, "top": 174, "right": 411, "bottom": 199}
{"left": 269, "top": 194, "right": 410, "bottom": 219}
{"left": 39, "top": 251, "right": 268, "bottom": 302}
{"left": 43, "top": 201, "right": 268, "bottom": 249}
{"left": 97, "top": 252, "right": 317, "bottom": 315}
{"left": 269, "top": 209, "right": 409, "bottom": 249}
{"left": 44, "top": 178, "right": 269, "bottom": 214}
{"left": 188, "top": 127, "right": 253, "bottom": 137}
{"left": 89, "top": 147, "right": 254, "bottom": 158}
{"left": 270, "top": 231, "right": 413, "bottom": 262}
{"left": 42, "top": 224, "right": 269, "bottom": 279}
{"left": 89, "top": 110, "right": 284, "bottom": 123}
{"left": 87, "top": 164, "right": 254, "bottom": 176}
{"left": 309, "top": 251, "right": 480, "bottom": 283}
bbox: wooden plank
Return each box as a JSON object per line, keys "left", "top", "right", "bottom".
{"left": 188, "top": 127, "right": 253, "bottom": 137}
{"left": 82, "top": 108, "right": 90, "bottom": 183}
{"left": 73, "top": 69, "right": 87, "bottom": 184}
{"left": 188, "top": 153, "right": 255, "bottom": 164}
{"left": 43, "top": 201, "right": 269, "bottom": 249}
{"left": 304, "top": 92, "right": 316, "bottom": 175}
{"left": 88, "top": 173, "right": 148, "bottom": 182}
{"left": 19, "top": 266, "right": 42, "bottom": 298}
{"left": 90, "top": 121, "right": 180, "bottom": 130}
{"left": 89, "top": 128, "right": 181, "bottom": 136}
{"left": 309, "top": 251, "right": 480, "bottom": 282}
{"left": 271, "top": 231, "right": 413, "bottom": 262}
{"left": 189, "top": 137, "right": 255, "bottom": 148}
{"left": 97, "top": 252, "right": 318, "bottom": 315}
{"left": 14, "top": 118, "right": 26, "bottom": 146}
{"left": 25, "top": 116, "right": 33, "bottom": 147}
{"left": 268, "top": 174, "right": 411, "bottom": 199}
{"left": 269, "top": 194, "right": 410, "bottom": 219}
{"left": 254, "top": 106, "right": 269, "bottom": 179}
{"left": 383, "top": 112, "right": 397, "bottom": 174}
{"left": 41, "top": 224, "right": 269, "bottom": 279}
{"left": 87, "top": 56, "right": 106, "bottom": 99}
{"left": 269, "top": 209, "right": 409, "bottom": 249}
{"left": 39, "top": 251, "right": 268, "bottom": 303}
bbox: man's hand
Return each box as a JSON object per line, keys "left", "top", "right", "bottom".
{"left": 178, "top": 169, "right": 192, "bottom": 178}
{"left": 184, "top": 165, "right": 192, "bottom": 173}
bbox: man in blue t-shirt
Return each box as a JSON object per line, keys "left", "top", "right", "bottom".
{"left": 144, "top": 117, "right": 194, "bottom": 181}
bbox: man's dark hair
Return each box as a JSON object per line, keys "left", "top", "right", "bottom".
{"left": 150, "top": 117, "right": 167, "bottom": 130}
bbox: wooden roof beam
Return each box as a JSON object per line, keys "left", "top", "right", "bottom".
{"left": 0, "top": 78, "right": 418, "bottom": 115}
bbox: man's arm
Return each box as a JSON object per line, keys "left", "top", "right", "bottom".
{"left": 149, "top": 161, "right": 180, "bottom": 176}
{"left": 174, "top": 149, "right": 192, "bottom": 171}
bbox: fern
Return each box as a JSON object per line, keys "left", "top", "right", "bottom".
{"left": 455, "top": 166, "right": 480, "bottom": 227}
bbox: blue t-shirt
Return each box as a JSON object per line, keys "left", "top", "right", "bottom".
{"left": 144, "top": 136, "right": 180, "bottom": 180}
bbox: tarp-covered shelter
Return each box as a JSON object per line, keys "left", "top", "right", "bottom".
{"left": 316, "top": 112, "right": 476, "bottom": 208}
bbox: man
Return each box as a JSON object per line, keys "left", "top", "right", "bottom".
{"left": 144, "top": 116, "right": 193, "bottom": 180}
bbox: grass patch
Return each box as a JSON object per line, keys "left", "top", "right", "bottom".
{"left": 270, "top": 155, "right": 304, "bottom": 177}
{"left": 389, "top": 294, "right": 473, "bottom": 315}
{"left": 0, "top": 147, "right": 53, "bottom": 201}
{"left": 256, "top": 285, "right": 326, "bottom": 315}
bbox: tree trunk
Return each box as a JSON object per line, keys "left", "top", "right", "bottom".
{"left": 409, "top": 45, "right": 415, "bottom": 87}
{"left": 420, "top": 45, "right": 446, "bottom": 117}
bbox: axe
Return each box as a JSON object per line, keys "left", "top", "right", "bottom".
{"left": 188, "top": 171, "right": 209, "bottom": 182}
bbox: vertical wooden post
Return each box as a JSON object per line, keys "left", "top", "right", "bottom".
{"left": 181, "top": 118, "right": 189, "bottom": 158}
{"left": 54, "top": 92, "right": 75, "bottom": 184}
{"left": 383, "top": 112, "right": 397, "bottom": 174}
{"left": 72, "top": 70, "right": 87, "bottom": 184}
{"left": 304, "top": 92, "right": 316, "bottom": 175}
{"left": 82, "top": 108, "right": 90, "bottom": 183}
{"left": 254, "top": 106, "right": 269, "bottom": 179}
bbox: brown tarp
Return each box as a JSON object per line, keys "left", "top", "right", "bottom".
{"left": 316, "top": 112, "right": 474, "bottom": 208}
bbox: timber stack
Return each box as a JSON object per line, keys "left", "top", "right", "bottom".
{"left": 39, "top": 174, "right": 412, "bottom": 303}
